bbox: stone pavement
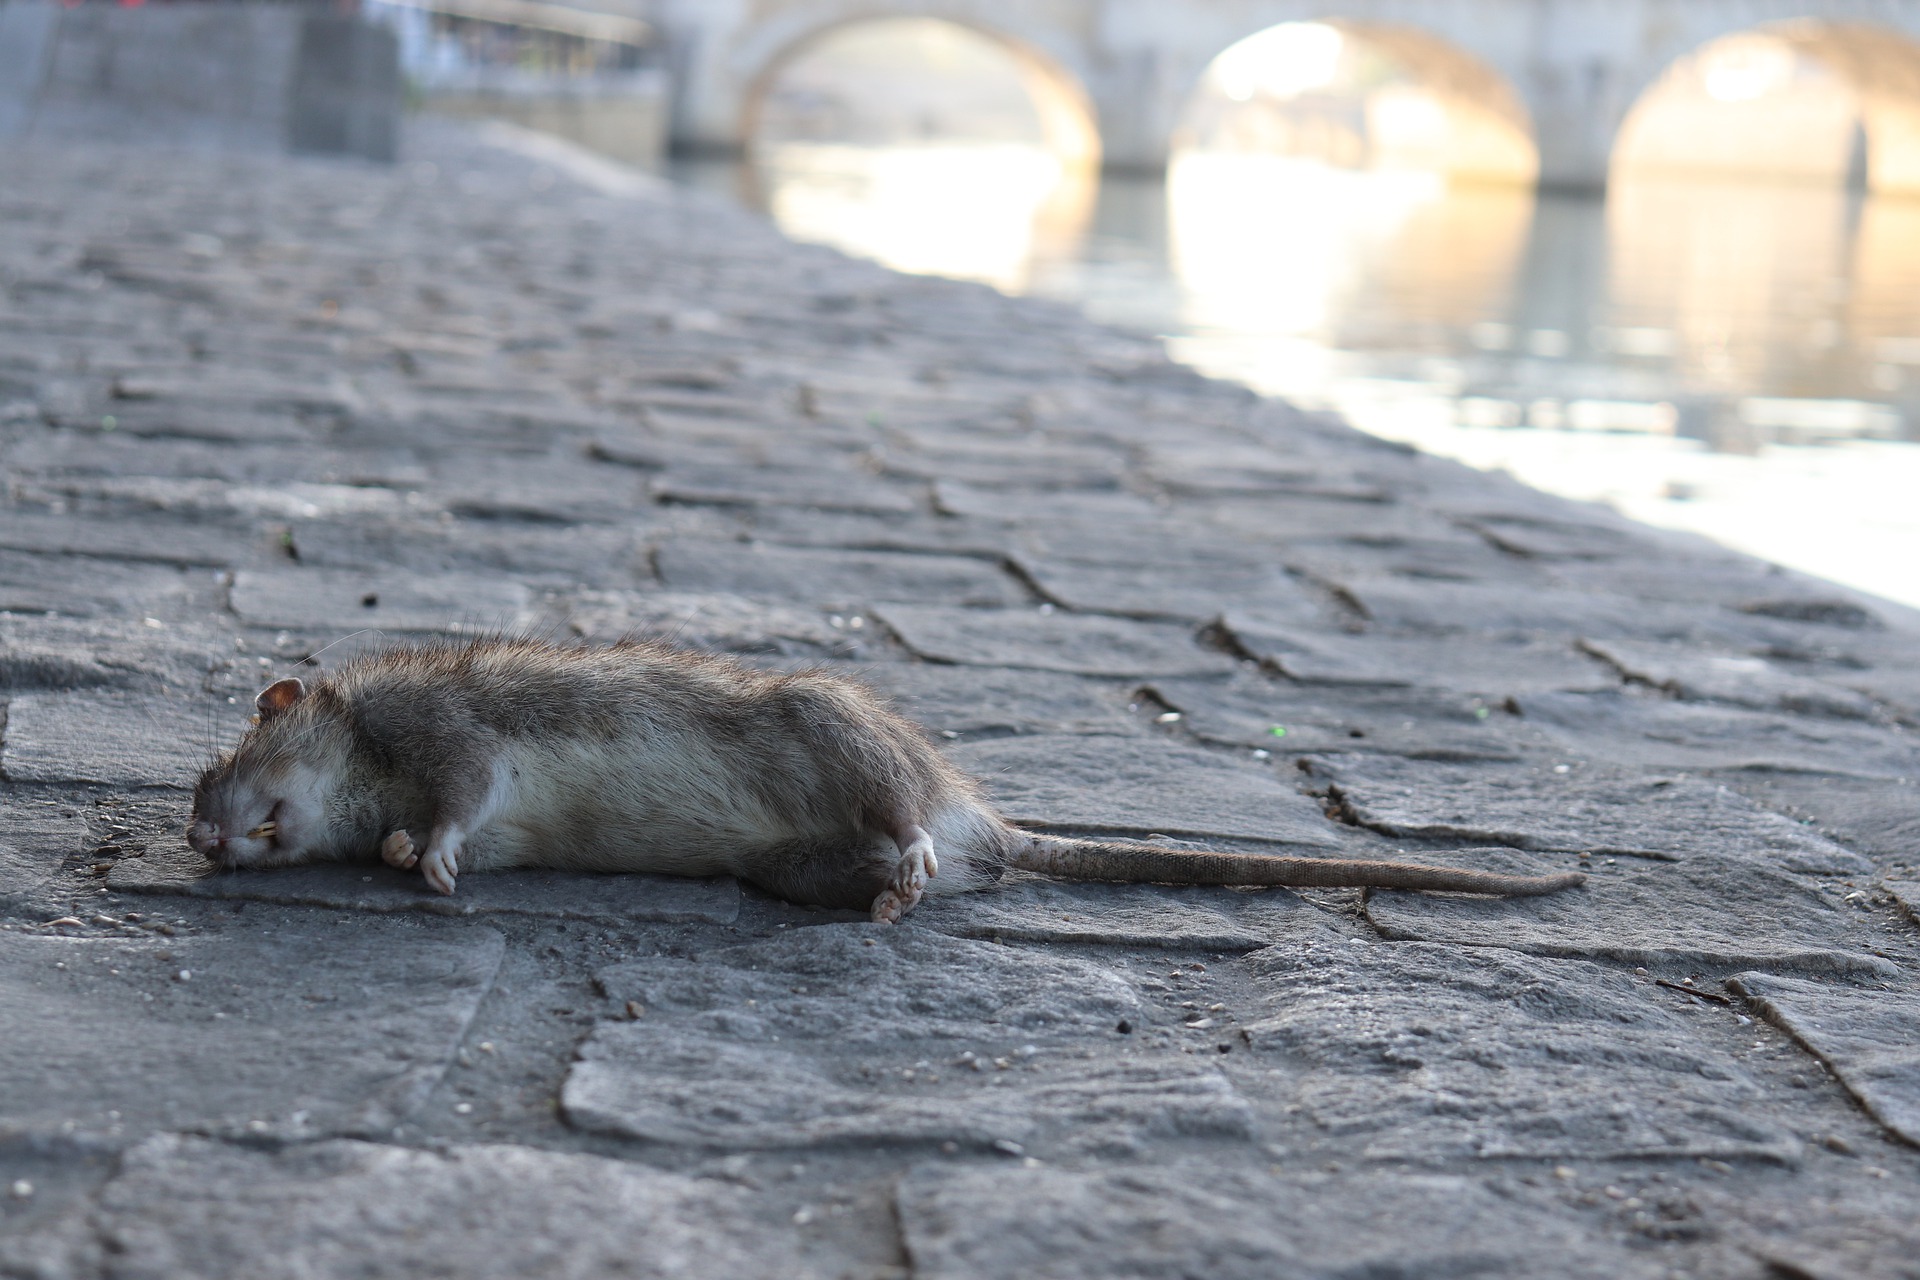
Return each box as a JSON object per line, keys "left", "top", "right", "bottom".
{"left": 2, "top": 119, "right": 1919, "bottom": 1279}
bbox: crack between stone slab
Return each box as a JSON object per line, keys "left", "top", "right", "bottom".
{"left": 1279, "top": 566, "right": 1370, "bottom": 632}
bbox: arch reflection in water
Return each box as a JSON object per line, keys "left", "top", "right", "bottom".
{"left": 744, "top": 17, "right": 1096, "bottom": 292}
{"left": 1165, "top": 154, "right": 1530, "bottom": 381}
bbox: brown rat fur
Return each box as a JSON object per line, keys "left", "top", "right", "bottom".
{"left": 187, "top": 637, "right": 1585, "bottom": 920}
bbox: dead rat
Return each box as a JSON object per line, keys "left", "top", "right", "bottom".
{"left": 186, "top": 638, "right": 1584, "bottom": 921}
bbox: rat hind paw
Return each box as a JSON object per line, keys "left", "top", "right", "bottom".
{"left": 379, "top": 830, "right": 418, "bottom": 869}
{"left": 419, "top": 843, "right": 459, "bottom": 896}
{"left": 869, "top": 826, "right": 937, "bottom": 924}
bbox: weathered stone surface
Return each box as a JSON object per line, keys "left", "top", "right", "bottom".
{"left": 229, "top": 568, "right": 534, "bottom": 634}
{"left": 657, "top": 539, "right": 1023, "bottom": 607}
{"left": 0, "top": 803, "right": 89, "bottom": 907}
{"left": 935, "top": 479, "right": 1160, "bottom": 523}
{"left": 1580, "top": 637, "right": 1882, "bottom": 720}
{"left": 1713, "top": 772, "right": 1920, "bottom": 869}
{"left": 0, "top": 549, "right": 198, "bottom": 619}
{"left": 946, "top": 734, "right": 1342, "bottom": 847}
{"left": 896, "top": 1162, "right": 1660, "bottom": 1280}
{"left": 2, "top": 690, "right": 217, "bottom": 787}
{"left": 875, "top": 436, "right": 1123, "bottom": 488}
{"left": 0, "top": 924, "right": 501, "bottom": 1139}
{"left": 853, "top": 663, "right": 1139, "bottom": 738}
{"left": 1730, "top": 971, "right": 1920, "bottom": 1146}
{"left": 1367, "top": 851, "right": 1893, "bottom": 976}
{"left": 654, "top": 465, "right": 919, "bottom": 514}
{"left": 289, "top": 518, "right": 649, "bottom": 587}
{"left": 1221, "top": 617, "right": 1617, "bottom": 695}
{"left": 1145, "top": 673, "right": 1535, "bottom": 761}
{"left": 1518, "top": 691, "right": 1920, "bottom": 778}
{"left": 108, "top": 844, "right": 741, "bottom": 924}
{"left": 567, "top": 588, "right": 863, "bottom": 658}
{"left": 1890, "top": 881, "right": 1920, "bottom": 926}
{"left": 1012, "top": 516, "right": 1260, "bottom": 569}
{"left": 876, "top": 605, "right": 1235, "bottom": 677}
{"left": 913, "top": 874, "right": 1312, "bottom": 950}
{"left": 0, "top": 613, "right": 222, "bottom": 691}
{"left": 565, "top": 924, "right": 1252, "bottom": 1153}
{"left": 1304, "top": 753, "right": 1872, "bottom": 873}
{"left": 1333, "top": 576, "right": 1723, "bottom": 640}
{"left": 1244, "top": 940, "right": 1798, "bottom": 1161}
{"left": 5, "top": 1135, "right": 810, "bottom": 1280}
{"left": 1014, "top": 554, "right": 1322, "bottom": 625}
{"left": 0, "top": 509, "right": 241, "bottom": 568}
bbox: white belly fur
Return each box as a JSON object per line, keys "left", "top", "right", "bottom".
{"left": 457, "top": 738, "right": 818, "bottom": 877}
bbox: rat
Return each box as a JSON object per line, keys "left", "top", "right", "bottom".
{"left": 186, "top": 637, "right": 1585, "bottom": 921}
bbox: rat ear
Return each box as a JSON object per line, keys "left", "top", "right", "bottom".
{"left": 255, "top": 678, "right": 307, "bottom": 719}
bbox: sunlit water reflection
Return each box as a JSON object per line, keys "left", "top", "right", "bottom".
{"left": 677, "top": 145, "right": 1920, "bottom": 610}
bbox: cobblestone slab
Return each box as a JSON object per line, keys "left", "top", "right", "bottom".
{"left": 228, "top": 568, "right": 535, "bottom": 634}
{"left": 1579, "top": 637, "right": 1884, "bottom": 720}
{"left": 0, "top": 550, "right": 200, "bottom": 618}
{"left": 912, "top": 876, "right": 1312, "bottom": 950}
{"left": 1145, "top": 674, "right": 1535, "bottom": 761}
{"left": 1, "top": 690, "right": 219, "bottom": 788}
{"left": 874, "top": 604, "right": 1236, "bottom": 677}
{"left": 107, "top": 845, "right": 740, "bottom": 925}
{"left": 945, "top": 734, "right": 1342, "bottom": 847}
{"left": 657, "top": 539, "right": 1024, "bottom": 608}
{"left": 852, "top": 664, "right": 1140, "bottom": 739}
{"left": 3, "top": 1135, "right": 809, "bottom": 1280}
{"left": 1305, "top": 754, "right": 1873, "bottom": 873}
{"left": 289, "top": 517, "right": 650, "bottom": 586}
{"left": 1220, "top": 618, "right": 1618, "bottom": 696}
{"left": 895, "top": 1162, "right": 1659, "bottom": 1280}
{"left": 565, "top": 589, "right": 863, "bottom": 658}
{"left": 565, "top": 925, "right": 1252, "bottom": 1153}
{"left": 1730, "top": 971, "right": 1920, "bottom": 1145}
{"left": 1517, "top": 691, "right": 1920, "bottom": 777}
{"left": 1368, "top": 853, "right": 1895, "bottom": 976}
{"left": 0, "top": 924, "right": 501, "bottom": 1141}
{"left": 0, "top": 803, "right": 89, "bottom": 907}
{"left": 1244, "top": 941, "right": 1798, "bottom": 1162}
{"left": 1013, "top": 554, "right": 1322, "bottom": 624}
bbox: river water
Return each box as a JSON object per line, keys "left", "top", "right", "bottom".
{"left": 670, "top": 146, "right": 1920, "bottom": 611}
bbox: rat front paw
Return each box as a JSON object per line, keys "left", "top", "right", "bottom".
{"left": 380, "top": 830, "right": 418, "bottom": 870}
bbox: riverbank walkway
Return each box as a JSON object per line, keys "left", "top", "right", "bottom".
{"left": 2, "top": 120, "right": 1917, "bottom": 1279}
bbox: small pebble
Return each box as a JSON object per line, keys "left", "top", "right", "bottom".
{"left": 9, "top": 1180, "right": 32, "bottom": 1199}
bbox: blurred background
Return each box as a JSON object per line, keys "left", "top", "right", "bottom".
{"left": 8, "top": 0, "right": 1918, "bottom": 607}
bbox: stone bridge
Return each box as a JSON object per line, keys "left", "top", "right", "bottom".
{"left": 646, "top": 0, "right": 1920, "bottom": 190}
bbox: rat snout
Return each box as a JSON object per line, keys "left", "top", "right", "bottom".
{"left": 186, "top": 819, "right": 229, "bottom": 862}
{"left": 187, "top": 800, "right": 288, "bottom": 867}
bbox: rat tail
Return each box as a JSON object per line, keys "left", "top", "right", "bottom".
{"left": 1008, "top": 832, "right": 1585, "bottom": 897}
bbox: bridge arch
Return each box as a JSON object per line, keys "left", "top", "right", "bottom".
{"left": 1174, "top": 19, "right": 1537, "bottom": 183}
{"left": 1612, "top": 20, "right": 1920, "bottom": 195}
{"left": 737, "top": 14, "right": 1100, "bottom": 169}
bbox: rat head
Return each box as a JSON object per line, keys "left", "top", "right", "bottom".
{"left": 187, "top": 677, "right": 352, "bottom": 868}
